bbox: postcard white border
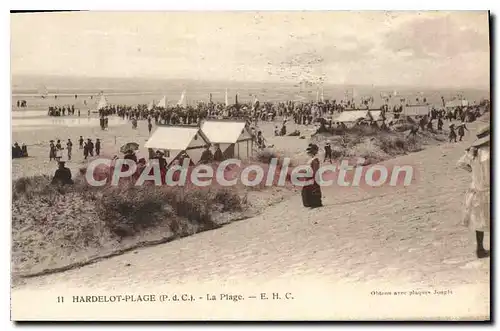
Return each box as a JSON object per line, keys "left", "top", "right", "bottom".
{"left": 3, "top": 0, "right": 497, "bottom": 328}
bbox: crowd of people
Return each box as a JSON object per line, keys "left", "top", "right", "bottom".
{"left": 48, "top": 136, "right": 102, "bottom": 161}
{"left": 91, "top": 99, "right": 486, "bottom": 143}
{"left": 48, "top": 105, "right": 80, "bottom": 116}
{"left": 40, "top": 93, "right": 488, "bottom": 134}
{"left": 18, "top": 95, "right": 488, "bottom": 190}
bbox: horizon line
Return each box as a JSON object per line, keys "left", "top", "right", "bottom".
{"left": 11, "top": 73, "right": 490, "bottom": 91}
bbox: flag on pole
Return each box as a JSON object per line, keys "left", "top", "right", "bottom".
{"left": 225, "top": 89, "right": 229, "bottom": 107}
{"left": 235, "top": 93, "right": 239, "bottom": 105}
{"left": 209, "top": 93, "right": 212, "bottom": 103}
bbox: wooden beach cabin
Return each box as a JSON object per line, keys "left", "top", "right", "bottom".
{"left": 200, "top": 120, "right": 254, "bottom": 160}
{"left": 144, "top": 125, "right": 210, "bottom": 166}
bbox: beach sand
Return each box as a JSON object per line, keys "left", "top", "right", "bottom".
{"left": 11, "top": 98, "right": 490, "bottom": 288}
{"left": 12, "top": 118, "right": 490, "bottom": 318}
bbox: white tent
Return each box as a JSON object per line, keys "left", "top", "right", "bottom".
{"left": 177, "top": 90, "right": 187, "bottom": 107}
{"left": 157, "top": 96, "right": 167, "bottom": 108}
{"left": 144, "top": 126, "right": 210, "bottom": 165}
{"left": 147, "top": 101, "right": 154, "bottom": 111}
{"left": 445, "top": 100, "right": 466, "bottom": 109}
{"left": 333, "top": 110, "right": 384, "bottom": 123}
{"left": 97, "top": 95, "right": 108, "bottom": 110}
{"left": 38, "top": 85, "right": 48, "bottom": 97}
{"left": 334, "top": 110, "right": 369, "bottom": 123}
{"left": 366, "top": 110, "right": 383, "bottom": 121}
{"left": 402, "top": 105, "right": 430, "bottom": 117}
{"left": 201, "top": 120, "right": 253, "bottom": 159}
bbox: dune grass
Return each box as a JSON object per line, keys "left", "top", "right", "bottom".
{"left": 11, "top": 169, "right": 259, "bottom": 277}
{"left": 311, "top": 125, "right": 447, "bottom": 165}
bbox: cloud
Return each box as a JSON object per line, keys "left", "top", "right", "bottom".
{"left": 10, "top": 11, "right": 490, "bottom": 88}
{"left": 256, "top": 32, "right": 378, "bottom": 84}
{"left": 383, "top": 15, "right": 489, "bottom": 59}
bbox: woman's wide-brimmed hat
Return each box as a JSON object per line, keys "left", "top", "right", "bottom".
{"left": 58, "top": 155, "right": 69, "bottom": 164}
{"left": 471, "top": 124, "right": 490, "bottom": 147}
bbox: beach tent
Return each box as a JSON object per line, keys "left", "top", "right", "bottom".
{"left": 147, "top": 101, "right": 155, "bottom": 111}
{"left": 157, "top": 96, "right": 167, "bottom": 108}
{"left": 97, "top": 95, "right": 108, "bottom": 110}
{"left": 177, "top": 90, "right": 187, "bottom": 107}
{"left": 445, "top": 100, "right": 463, "bottom": 109}
{"left": 366, "top": 110, "right": 383, "bottom": 121}
{"left": 402, "top": 105, "right": 430, "bottom": 117}
{"left": 144, "top": 126, "right": 210, "bottom": 165}
{"left": 201, "top": 120, "right": 253, "bottom": 159}
{"left": 333, "top": 110, "right": 384, "bottom": 123}
{"left": 334, "top": 110, "right": 370, "bottom": 123}
{"left": 38, "top": 85, "right": 48, "bottom": 97}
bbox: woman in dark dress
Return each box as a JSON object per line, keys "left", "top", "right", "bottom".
{"left": 301, "top": 143, "right": 323, "bottom": 208}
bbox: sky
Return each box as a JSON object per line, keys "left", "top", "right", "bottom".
{"left": 11, "top": 11, "right": 490, "bottom": 88}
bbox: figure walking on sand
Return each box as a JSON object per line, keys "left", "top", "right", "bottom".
{"left": 95, "top": 138, "right": 101, "bottom": 156}
{"left": 301, "top": 143, "right": 323, "bottom": 208}
{"left": 457, "top": 124, "right": 490, "bottom": 259}
{"left": 437, "top": 117, "right": 444, "bottom": 131}
{"left": 457, "top": 123, "right": 469, "bottom": 141}
{"left": 55, "top": 139, "right": 62, "bottom": 162}
{"left": 324, "top": 141, "right": 333, "bottom": 163}
{"left": 83, "top": 142, "right": 89, "bottom": 159}
{"left": 49, "top": 140, "right": 56, "bottom": 161}
{"left": 66, "top": 139, "right": 73, "bottom": 161}
{"left": 449, "top": 124, "right": 457, "bottom": 143}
